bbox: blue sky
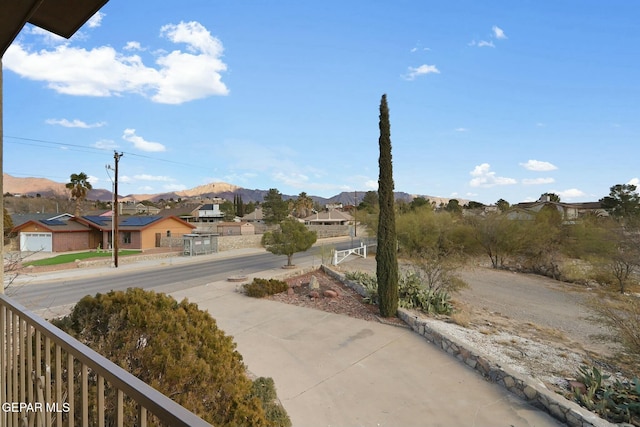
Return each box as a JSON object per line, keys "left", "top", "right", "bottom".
{"left": 3, "top": 1, "right": 638, "bottom": 204}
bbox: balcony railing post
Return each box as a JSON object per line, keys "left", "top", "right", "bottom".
{"left": 1, "top": 304, "right": 6, "bottom": 427}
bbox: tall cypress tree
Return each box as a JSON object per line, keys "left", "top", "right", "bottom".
{"left": 376, "top": 94, "right": 399, "bottom": 317}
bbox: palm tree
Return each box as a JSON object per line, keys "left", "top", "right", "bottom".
{"left": 66, "top": 172, "right": 93, "bottom": 217}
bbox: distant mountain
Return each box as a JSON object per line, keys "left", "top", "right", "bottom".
{"left": 3, "top": 174, "right": 114, "bottom": 201}
{"left": 3, "top": 174, "right": 466, "bottom": 207}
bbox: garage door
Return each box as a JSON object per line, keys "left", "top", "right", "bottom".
{"left": 20, "top": 232, "right": 53, "bottom": 252}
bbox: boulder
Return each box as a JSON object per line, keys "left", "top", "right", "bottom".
{"left": 309, "top": 276, "right": 320, "bottom": 290}
{"left": 323, "top": 290, "right": 338, "bottom": 298}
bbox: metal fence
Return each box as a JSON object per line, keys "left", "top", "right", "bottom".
{"left": 0, "top": 294, "right": 212, "bottom": 427}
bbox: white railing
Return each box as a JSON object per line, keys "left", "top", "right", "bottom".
{"left": 332, "top": 242, "right": 368, "bottom": 265}
{"left": 0, "top": 294, "right": 212, "bottom": 427}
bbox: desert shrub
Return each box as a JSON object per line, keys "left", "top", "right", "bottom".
{"left": 572, "top": 365, "right": 640, "bottom": 425}
{"left": 53, "top": 288, "right": 287, "bottom": 427}
{"left": 244, "top": 278, "right": 289, "bottom": 298}
{"left": 344, "top": 271, "right": 453, "bottom": 315}
{"left": 344, "top": 271, "right": 378, "bottom": 304}
{"left": 587, "top": 295, "right": 640, "bottom": 360}
{"left": 251, "top": 377, "right": 292, "bottom": 427}
{"left": 398, "top": 272, "right": 453, "bottom": 315}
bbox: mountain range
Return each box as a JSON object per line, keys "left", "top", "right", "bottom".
{"left": 2, "top": 173, "right": 464, "bottom": 207}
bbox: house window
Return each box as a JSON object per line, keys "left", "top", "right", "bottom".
{"left": 123, "top": 232, "right": 132, "bottom": 244}
{"left": 167, "top": 230, "right": 171, "bottom": 237}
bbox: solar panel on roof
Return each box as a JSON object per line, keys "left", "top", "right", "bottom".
{"left": 82, "top": 216, "right": 111, "bottom": 226}
{"left": 41, "top": 219, "right": 66, "bottom": 226}
{"left": 120, "top": 217, "right": 160, "bottom": 227}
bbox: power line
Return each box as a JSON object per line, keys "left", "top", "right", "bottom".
{"left": 4, "top": 134, "right": 214, "bottom": 171}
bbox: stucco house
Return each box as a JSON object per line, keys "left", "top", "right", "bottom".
{"left": 13, "top": 215, "right": 196, "bottom": 252}
{"left": 303, "top": 210, "right": 353, "bottom": 226}
{"left": 511, "top": 201, "right": 607, "bottom": 222}
{"left": 13, "top": 217, "right": 94, "bottom": 252}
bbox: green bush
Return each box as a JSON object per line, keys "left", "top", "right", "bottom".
{"left": 244, "top": 278, "right": 289, "bottom": 298}
{"left": 53, "top": 288, "right": 287, "bottom": 427}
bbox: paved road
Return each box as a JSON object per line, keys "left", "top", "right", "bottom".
{"left": 8, "top": 239, "right": 354, "bottom": 312}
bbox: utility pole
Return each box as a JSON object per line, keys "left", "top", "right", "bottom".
{"left": 354, "top": 190, "right": 357, "bottom": 237}
{"left": 113, "top": 151, "right": 123, "bottom": 267}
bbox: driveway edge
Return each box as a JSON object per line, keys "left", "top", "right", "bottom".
{"left": 322, "top": 265, "right": 615, "bottom": 427}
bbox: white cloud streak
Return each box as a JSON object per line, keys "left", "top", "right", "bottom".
{"left": 557, "top": 188, "right": 587, "bottom": 199}
{"left": 46, "top": 118, "right": 106, "bottom": 128}
{"left": 469, "top": 163, "right": 517, "bottom": 187}
{"left": 403, "top": 64, "right": 440, "bottom": 81}
{"left": 520, "top": 160, "right": 558, "bottom": 172}
{"left": 122, "top": 129, "right": 166, "bottom": 152}
{"left": 5, "top": 21, "right": 228, "bottom": 104}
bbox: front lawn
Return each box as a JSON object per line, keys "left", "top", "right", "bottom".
{"left": 23, "top": 250, "right": 141, "bottom": 266}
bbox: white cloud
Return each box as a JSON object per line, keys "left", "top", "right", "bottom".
{"left": 87, "top": 12, "right": 105, "bottom": 28}
{"left": 402, "top": 64, "right": 440, "bottom": 81}
{"left": 520, "top": 160, "right": 558, "bottom": 172}
{"left": 122, "top": 129, "right": 166, "bottom": 152}
{"left": 5, "top": 21, "right": 228, "bottom": 104}
{"left": 94, "top": 139, "right": 118, "bottom": 150}
{"left": 46, "top": 118, "right": 106, "bottom": 128}
{"left": 469, "top": 40, "right": 494, "bottom": 48}
{"left": 628, "top": 178, "right": 639, "bottom": 186}
{"left": 492, "top": 26, "right": 507, "bottom": 39}
{"left": 124, "top": 41, "right": 143, "bottom": 51}
{"left": 455, "top": 127, "right": 469, "bottom": 132}
{"left": 120, "top": 176, "right": 133, "bottom": 183}
{"left": 87, "top": 175, "right": 99, "bottom": 185}
{"left": 469, "top": 163, "right": 517, "bottom": 187}
{"left": 557, "top": 188, "right": 587, "bottom": 199}
{"left": 26, "top": 26, "right": 67, "bottom": 45}
{"left": 522, "top": 177, "right": 555, "bottom": 185}
{"left": 364, "top": 180, "right": 378, "bottom": 190}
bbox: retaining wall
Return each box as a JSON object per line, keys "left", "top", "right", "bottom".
{"left": 321, "top": 265, "right": 614, "bottom": 427}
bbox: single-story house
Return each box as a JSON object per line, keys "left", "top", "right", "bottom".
{"left": 303, "top": 210, "right": 353, "bottom": 226}
{"left": 242, "top": 207, "right": 264, "bottom": 224}
{"left": 119, "top": 202, "right": 161, "bottom": 216}
{"left": 79, "top": 215, "right": 196, "bottom": 251}
{"left": 13, "top": 215, "right": 196, "bottom": 252}
{"left": 216, "top": 222, "right": 255, "bottom": 236}
{"left": 12, "top": 217, "right": 97, "bottom": 252}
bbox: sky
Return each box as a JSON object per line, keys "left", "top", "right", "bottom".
{"left": 3, "top": 1, "right": 639, "bottom": 205}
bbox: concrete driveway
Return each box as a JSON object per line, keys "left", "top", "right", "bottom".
{"left": 172, "top": 279, "right": 563, "bottom": 427}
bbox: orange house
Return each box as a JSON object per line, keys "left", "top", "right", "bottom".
{"left": 78, "top": 215, "right": 196, "bottom": 251}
